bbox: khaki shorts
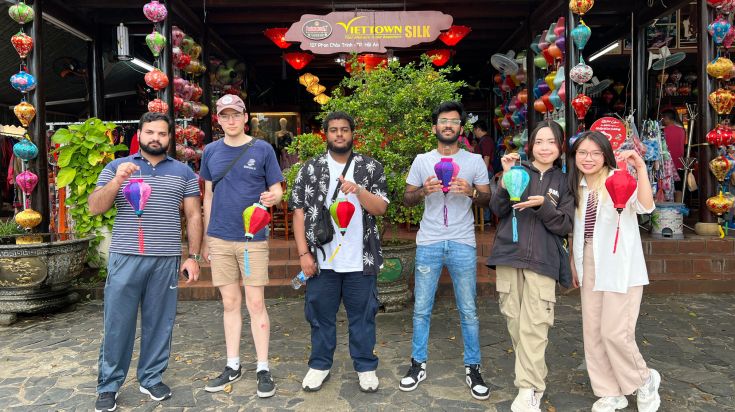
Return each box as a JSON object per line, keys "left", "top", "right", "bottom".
{"left": 208, "top": 236, "right": 269, "bottom": 287}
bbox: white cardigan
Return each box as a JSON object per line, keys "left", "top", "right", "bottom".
{"left": 573, "top": 173, "right": 655, "bottom": 293}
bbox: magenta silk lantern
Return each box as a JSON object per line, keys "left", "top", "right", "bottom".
{"left": 15, "top": 170, "right": 38, "bottom": 195}
{"left": 434, "top": 157, "right": 460, "bottom": 227}
{"left": 123, "top": 178, "right": 152, "bottom": 254}
{"left": 143, "top": 0, "right": 168, "bottom": 23}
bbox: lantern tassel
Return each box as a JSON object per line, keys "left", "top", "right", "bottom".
{"left": 138, "top": 218, "right": 145, "bottom": 254}
{"left": 243, "top": 240, "right": 251, "bottom": 277}
{"left": 613, "top": 213, "right": 621, "bottom": 253}
{"left": 719, "top": 223, "right": 725, "bottom": 239}
{"left": 512, "top": 209, "right": 518, "bottom": 243}
{"left": 328, "top": 242, "right": 342, "bottom": 263}
{"left": 443, "top": 196, "right": 448, "bottom": 227}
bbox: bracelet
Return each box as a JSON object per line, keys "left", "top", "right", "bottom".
{"left": 299, "top": 251, "right": 310, "bottom": 257}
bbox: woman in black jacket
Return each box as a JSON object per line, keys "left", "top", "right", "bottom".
{"left": 487, "top": 120, "right": 574, "bottom": 412}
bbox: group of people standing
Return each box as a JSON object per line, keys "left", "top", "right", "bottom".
{"left": 91, "top": 96, "right": 660, "bottom": 412}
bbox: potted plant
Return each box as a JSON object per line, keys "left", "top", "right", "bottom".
{"left": 285, "top": 56, "right": 466, "bottom": 311}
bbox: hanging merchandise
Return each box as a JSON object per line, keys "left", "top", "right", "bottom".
{"left": 327, "top": 198, "right": 355, "bottom": 262}
{"left": 706, "top": 191, "right": 735, "bottom": 237}
{"left": 571, "top": 93, "right": 592, "bottom": 121}
{"left": 142, "top": 0, "right": 168, "bottom": 23}
{"left": 13, "top": 101, "right": 35, "bottom": 127}
{"left": 146, "top": 30, "right": 166, "bottom": 58}
{"left": 708, "top": 88, "right": 735, "bottom": 114}
{"left": 264, "top": 28, "right": 291, "bottom": 49}
{"left": 314, "top": 94, "right": 330, "bottom": 105}
{"left": 569, "top": 0, "right": 594, "bottom": 15}
{"left": 708, "top": 15, "right": 731, "bottom": 46}
{"left": 298, "top": 73, "right": 319, "bottom": 87}
{"left": 502, "top": 165, "right": 530, "bottom": 242}
{"left": 710, "top": 155, "right": 732, "bottom": 182}
{"left": 15, "top": 170, "right": 38, "bottom": 195}
{"left": 15, "top": 208, "right": 41, "bottom": 230}
{"left": 11, "top": 32, "right": 33, "bottom": 59}
{"left": 10, "top": 70, "right": 36, "bottom": 93}
{"left": 605, "top": 165, "right": 637, "bottom": 253}
{"left": 13, "top": 137, "right": 38, "bottom": 161}
{"left": 145, "top": 68, "right": 169, "bottom": 91}
{"left": 171, "top": 26, "right": 185, "bottom": 47}
{"left": 707, "top": 56, "right": 733, "bottom": 79}
{"left": 148, "top": 98, "right": 168, "bottom": 113}
{"left": 570, "top": 62, "right": 593, "bottom": 85}
{"left": 571, "top": 21, "right": 591, "bottom": 50}
{"left": 8, "top": 1, "right": 34, "bottom": 24}
{"left": 242, "top": 204, "right": 271, "bottom": 277}
{"left": 434, "top": 157, "right": 460, "bottom": 227}
{"left": 123, "top": 178, "right": 152, "bottom": 254}
{"left": 706, "top": 124, "right": 734, "bottom": 147}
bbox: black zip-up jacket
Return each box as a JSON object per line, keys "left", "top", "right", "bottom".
{"left": 487, "top": 163, "right": 574, "bottom": 280}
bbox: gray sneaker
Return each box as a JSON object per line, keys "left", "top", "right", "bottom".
{"left": 205, "top": 366, "right": 242, "bottom": 393}
{"left": 256, "top": 370, "right": 276, "bottom": 398}
{"left": 139, "top": 382, "right": 172, "bottom": 401}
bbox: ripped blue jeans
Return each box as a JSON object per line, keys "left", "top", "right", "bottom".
{"left": 411, "top": 240, "right": 481, "bottom": 365}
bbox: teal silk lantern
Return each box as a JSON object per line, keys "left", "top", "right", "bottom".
{"left": 13, "top": 137, "right": 38, "bottom": 161}
{"left": 503, "top": 165, "right": 530, "bottom": 242}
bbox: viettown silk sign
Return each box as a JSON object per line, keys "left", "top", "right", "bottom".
{"left": 284, "top": 11, "right": 453, "bottom": 54}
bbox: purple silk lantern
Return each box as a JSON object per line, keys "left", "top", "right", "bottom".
{"left": 123, "top": 178, "right": 152, "bottom": 253}
{"left": 434, "top": 157, "right": 460, "bottom": 227}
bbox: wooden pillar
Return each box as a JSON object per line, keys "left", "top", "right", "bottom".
{"left": 201, "top": 29, "right": 213, "bottom": 144}
{"left": 697, "top": 0, "right": 716, "bottom": 223}
{"left": 29, "top": 0, "right": 50, "bottom": 233}
{"left": 632, "top": 12, "right": 648, "bottom": 125}
{"left": 88, "top": 24, "right": 105, "bottom": 119}
{"left": 565, "top": 8, "right": 578, "bottom": 138}
{"left": 161, "top": 0, "right": 175, "bottom": 157}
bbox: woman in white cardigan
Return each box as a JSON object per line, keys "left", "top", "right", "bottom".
{"left": 567, "top": 131, "right": 661, "bottom": 412}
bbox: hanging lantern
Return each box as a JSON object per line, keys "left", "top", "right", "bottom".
{"left": 15, "top": 170, "right": 38, "bottom": 195}
{"left": 143, "top": 0, "right": 168, "bottom": 23}
{"left": 534, "top": 98, "right": 548, "bottom": 113}
{"left": 191, "top": 84, "right": 203, "bottom": 102}
{"left": 174, "top": 50, "right": 191, "bottom": 69}
{"left": 284, "top": 52, "right": 314, "bottom": 70}
{"left": 548, "top": 44, "right": 563, "bottom": 60}
{"left": 242, "top": 203, "right": 271, "bottom": 276}
{"left": 571, "top": 21, "right": 592, "bottom": 50}
{"left": 327, "top": 198, "right": 356, "bottom": 261}
{"left": 10, "top": 70, "right": 36, "bottom": 93}
{"left": 314, "top": 93, "right": 330, "bottom": 105}
{"left": 502, "top": 165, "right": 530, "bottom": 242}
{"left": 710, "top": 156, "right": 732, "bottom": 181}
{"left": 189, "top": 44, "right": 202, "bottom": 60}
{"left": 707, "top": 124, "right": 734, "bottom": 147}
{"left": 144, "top": 69, "right": 169, "bottom": 91}
{"left": 184, "top": 60, "right": 206, "bottom": 76}
{"left": 707, "top": 191, "right": 735, "bottom": 216}
{"left": 13, "top": 101, "right": 35, "bottom": 127}
{"left": 147, "top": 98, "right": 168, "bottom": 113}
{"left": 358, "top": 54, "right": 388, "bottom": 72}
{"left": 181, "top": 36, "right": 196, "bottom": 55}
{"left": 533, "top": 54, "right": 548, "bottom": 69}
{"left": 605, "top": 166, "right": 637, "bottom": 253}
{"left": 545, "top": 71, "right": 557, "bottom": 90}
{"left": 569, "top": 0, "right": 594, "bottom": 15}
{"left": 11, "top": 32, "right": 33, "bottom": 59}
{"left": 709, "top": 15, "right": 731, "bottom": 45}
{"left": 518, "top": 89, "right": 529, "bottom": 104}
{"left": 678, "top": 84, "right": 691, "bottom": 96}
{"left": 708, "top": 88, "right": 735, "bottom": 115}
{"left": 171, "top": 26, "right": 185, "bottom": 47}
{"left": 707, "top": 56, "right": 734, "bottom": 79}
{"left": 146, "top": 31, "right": 167, "bottom": 58}
{"left": 571, "top": 93, "right": 592, "bottom": 120}
{"left": 264, "top": 28, "right": 291, "bottom": 49}
{"left": 434, "top": 158, "right": 461, "bottom": 227}
{"left": 123, "top": 178, "right": 152, "bottom": 253}
{"left": 13, "top": 137, "right": 38, "bottom": 161}
{"left": 298, "top": 72, "right": 319, "bottom": 87}
{"left": 9, "top": 1, "right": 34, "bottom": 24}
{"left": 570, "top": 62, "right": 594, "bottom": 85}
{"left": 438, "top": 25, "right": 471, "bottom": 46}
{"left": 15, "top": 209, "right": 41, "bottom": 230}
{"left": 664, "top": 83, "right": 677, "bottom": 96}
{"left": 306, "top": 83, "right": 326, "bottom": 95}
{"left": 427, "top": 49, "right": 452, "bottom": 67}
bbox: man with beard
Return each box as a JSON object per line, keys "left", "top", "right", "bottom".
{"left": 90, "top": 112, "right": 202, "bottom": 412}
{"left": 399, "top": 101, "right": 492, "bottom": 400}
{"left": 200, "top": 95, "right": 283, "bottom": 398}
{"left": 290, "top": 111, "right": 389, "bottom": 393}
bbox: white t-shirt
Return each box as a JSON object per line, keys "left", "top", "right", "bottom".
{"left": 317, "top": 152, "right": 364, "bottom": 272}
{"left": 406, "top": 149, "right": 490, "bottom": 247}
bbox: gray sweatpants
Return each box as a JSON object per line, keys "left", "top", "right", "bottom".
{"left": 97, "top": 252, "right": 180, "bottom": 393}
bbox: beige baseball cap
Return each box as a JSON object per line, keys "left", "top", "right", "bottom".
{"left": 216, "top": 94, "right": 246, "bottom": 114}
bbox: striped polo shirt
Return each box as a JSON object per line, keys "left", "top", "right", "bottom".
{"left": 96, "top": 154, "right": 200, "bottom": 256}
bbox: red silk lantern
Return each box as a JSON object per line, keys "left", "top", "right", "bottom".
{"left": 148, "top": 98, "right": 168, "bottom": 113}
{"left": 534, "top": 98, "right": 548, "bottom": 113}
{"left": 427, "top": 49, "right": 452, "bottom": 67}
{"left": 438, "top": 25, "right": 471, "bottom": 46}
{"left": 284, "top": 52, "right": 314, "bottom": 70}
{"left": 144, "top": 69, "right": 169, "bottom": 91}
{"left": 264, "top": 28, "right": 291, "bottom": 49}
{"left": 518, "top": 89, "right": 528, "bottom": 104}
{"left": 571, "top": 93, "right": 592, "bottom": 120}
{"left": 707, "top": 124, "right": 734, "bottom": 147}
{"left": 605, "top": 166, "right": 637, "bottom": 253}
{"left": 11, "top": 32, "right": 33, "bottom": 59}
{"left": 346, "top": 54, "right": 388, "bottom": 73}
{"left": 542, "top": 93, "right": 554, "bottom": 112}
{"left": 548, "top": 43, "right": 563, "bottom": 60}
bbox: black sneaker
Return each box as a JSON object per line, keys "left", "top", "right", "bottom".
{"left": 256, "top": 370, "right": 276, "bottom": 398}
{"left": 205, "top": 366, "right": 242, "bottom": 393}
{"left": 139, "top": 382, "right": 172, "bottom": 401}
{"left": 465, "top": 364, "right": 490, "bottom": 400}
{"left": 399, "top": 358, "right": 426, "bottom": 391}
{"left": 94, "top": 392, "right": 118, "bottom": 412}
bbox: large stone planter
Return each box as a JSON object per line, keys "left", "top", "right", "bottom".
{"left": 0, "top": 234, "right": 92, "bottom": 325}
{"left": 377, "top": 239, "right": 416, "bottom": 312}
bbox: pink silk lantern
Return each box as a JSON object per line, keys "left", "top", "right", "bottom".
{"left": 123, "top": 178, "right": 152, "bottom": 254}
{"left": 143, "top": 0, "right": 168, "bottom": 23}
{"left": 434, "top": 157, "right": 461, "bottom": 227}
{"left": 16, "top": 170, "right": 37, "bottom": 195}
{"left": 604, "top": 165, "right": 637, "bottom": 253}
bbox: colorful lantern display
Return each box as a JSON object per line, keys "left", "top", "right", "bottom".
{"left": 569, "top": 0, "right": 594, "bottom": 15}
{"left": 146, "top": 30, "right": 166, "bottom": 58}
{"left": 13, "top": 101, "right": 35, "bottom": 127}
{"left": 13, "top": 137, "right": 38, "bottom": 161}
{"left": 438, "top": 25, "right": 471, "bottom": 46}
{"left": 11, "top": 32, "right": 33, "bottom": 59}
{"left": 8, "top": 1, "right": 34, "bottom": 24}
{"left": 15, "top": 170, "right": 37, "bottom": 195}
{"left": 327, "top": 198, "right": 356, "bottom": 262}
{"left": 571, "top": 93, "right": 592, "bottom": 120}
{"left": 284, "top": 52, "right": 314, "bottom": 70}
{"left": 123, "top": 178, "right": 152, "bottom": 254}
{"left": 144, "top": 69, "right": 169, "bottom": 91}
{"left": 14, "top": 208, "right": 41, "bottom": 230}
{"left": 242, "top": 203, "right": 271, "bottom": 276}
{"left": 427, "top": 49, "right": 453, "bottom": 67}
{"left": 264, "top": 28, "right": 291, "bottom": 49}
{"left": 709, "top": 88, "right": 735, "bottom": 115}
{"left": 710, "top": 156, "right": 732, "bottom": 182}
{"left": 707, "top": 57, "right": 734, "bottom": 79}
{"left": 143, "top": 0, "right": 168, "bottom": 23}
{"left": 10, "top": 70, "right": 36, "bottom": 93}
{"left": 605, "top": 166, "right": 637, "bottom": 253}
{"left": 502, "top": 165, "right": 530, "bottom": 242}
{"left": 434, "top": 157, "right": 460, "bottom": 227}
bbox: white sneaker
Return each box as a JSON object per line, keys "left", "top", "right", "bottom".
{"left": 511, "top": 388, "right": 542, "bottom": 412}
{"left": 357, "top": 370, "right": 379, "bottom": 393}
{"left": 302, "top": 368, "right": 330, "bottom": 392}
{"left": 637, "top": 369, "right": 661, "bottom": 412}
{"left": 591, "top": 396, "right": 628, "bottom": 412}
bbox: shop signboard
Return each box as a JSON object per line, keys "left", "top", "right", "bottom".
{"left": 590, "top": 117, "right": 627, "bottom": 150}
{"left": 285, "top": 11, "right": 453, "bottom": 54}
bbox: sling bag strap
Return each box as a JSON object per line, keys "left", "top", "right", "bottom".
{"left": 212, "top": 140, "right": 254, "bottom": 192}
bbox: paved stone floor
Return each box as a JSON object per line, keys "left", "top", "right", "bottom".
{"left": 1, "top": 293, "right": 734, "bottom": 411}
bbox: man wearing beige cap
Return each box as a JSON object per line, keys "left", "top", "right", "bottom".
{"left": 200, "top": 95, "right": 284, "bottom": 398}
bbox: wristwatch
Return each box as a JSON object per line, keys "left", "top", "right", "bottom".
{"left": 189, "top": 254, "right": 202, "bottom": 262}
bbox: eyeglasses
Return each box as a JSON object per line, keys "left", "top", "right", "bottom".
{"left": 576, "top": 150, "right": 604, "bottom": 160}
{"left": 437, "top": 118, "right": 462, "bottom": 126}
{"left": 219, "top": 113, "right": 244, "bottom": 121}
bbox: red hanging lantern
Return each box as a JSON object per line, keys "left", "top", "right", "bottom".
{"left": 11, "top": 32, "right": 33, "bottom": 59}
{"left": 147, "top": 98, "right": 168, "bottom": 113}
{"left": 605, "top": 166, "right": 638, "bottom": 253}
{"left": 427, "top": 49, "right": 452, "bottom": 67}
{"left": 438, "top": 25, "right": 471, "bottom": 46}
{"left": 707, "top": 124, "right": 734, "bottom": 147}
{"left": 284, "top": 52, "right": 314, "bottom": 70}
{"left": 346, "top": 54, "right": 388, "bottom": 73}
{"left": 571, "top": 93, "right": 592, "bottom": 120}
{"left": 144, "top": 69, "right": 169, "bottom": 91}
{"left": 264, "top": 28, "right": 291, "bottom": 49}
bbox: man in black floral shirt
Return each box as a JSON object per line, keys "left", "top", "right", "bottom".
{"left": 290, "top": 111, "right": 389, "bottom": 393}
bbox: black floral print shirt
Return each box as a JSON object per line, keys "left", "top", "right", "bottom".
{"left": 289, "top": 152, "right": 389, "bottom": 276}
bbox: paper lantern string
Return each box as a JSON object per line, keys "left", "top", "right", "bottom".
{"left": 327, "top": 198, "right": 356, "bottom": 262}
{"left": 123, "top": 178, "right": 152, "bottom": 254}
{"left": 242, "top": 203, "right": 271, "bottom": 277}
{"left": 434, "top": 158, "right": 460, "bottom": 227}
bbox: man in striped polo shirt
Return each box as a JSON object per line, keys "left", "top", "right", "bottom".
{"left": 89, "top": 112, "right": 202, "bottom": 412}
